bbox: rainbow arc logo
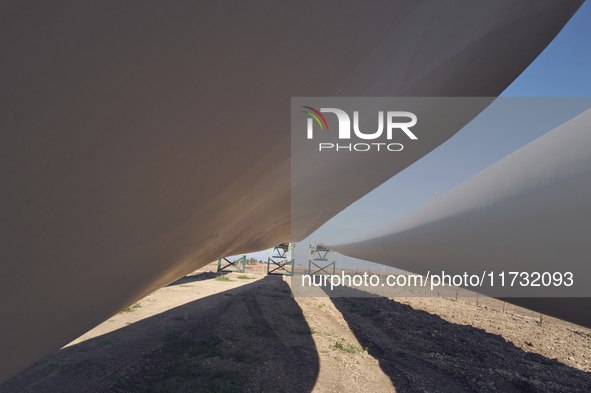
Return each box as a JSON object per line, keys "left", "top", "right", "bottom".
{"left": 302, "top": 106, "right": 328, "bottom": 130}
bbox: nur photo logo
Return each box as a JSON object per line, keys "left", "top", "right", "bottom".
{"left": 303, "top": 106, "right": 418, "bottom": 152}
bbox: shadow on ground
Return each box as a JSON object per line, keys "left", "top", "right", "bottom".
{"left": 165, "top": 271, "right": 230, "bottom": 286}
{"left": 0, "top": 276, "right": 319, "bottom": 393}
{"left": 321, "top": 284, "right": 591, "bottom": 393}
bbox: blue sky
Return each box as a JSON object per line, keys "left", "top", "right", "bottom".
{"left": 245, "top": 2, "right": 591, "bottom": 266}
{"left": 500, "top": 1, "right": 591, "bottom": 97}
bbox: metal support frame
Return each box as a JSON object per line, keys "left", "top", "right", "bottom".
{"left": 308, "top": 242, "right": 336, "bottom": 275}
{"left": 217, "top": 254, "right": 246, "bottom": 273}
{"left": 267, "top": 243, "right": 295, "bottom": 276}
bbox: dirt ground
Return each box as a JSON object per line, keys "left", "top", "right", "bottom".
{"left": 2, "top": 271, "right": 591, "bottom": 392}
